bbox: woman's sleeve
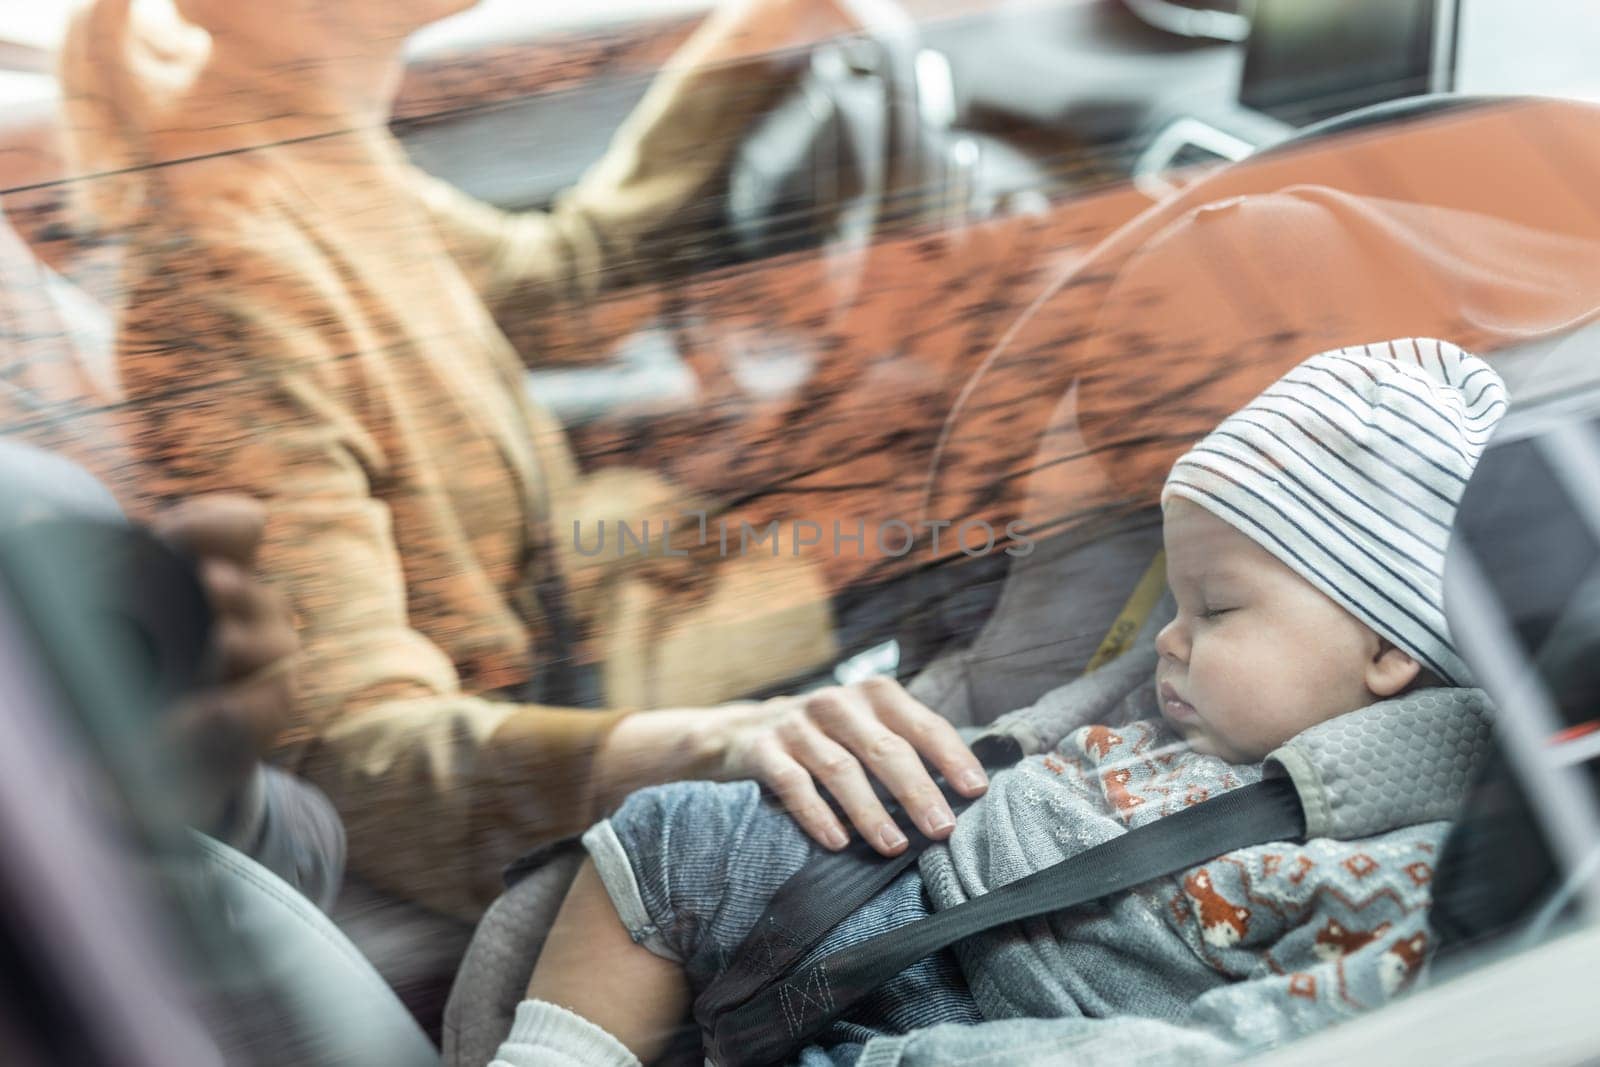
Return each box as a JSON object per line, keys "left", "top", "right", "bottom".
{"left": 112, "top": 225, "right": 629, "bottom": 920}
{"left": 404, "top": 27, "right": 800, "bottom": 356}
{"left": 210, "top": 766, "right": 349, "bottom": 914}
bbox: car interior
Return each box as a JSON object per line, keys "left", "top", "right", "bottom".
{"left": 0, "top": 0, "right": 1598, "bottom": 1064}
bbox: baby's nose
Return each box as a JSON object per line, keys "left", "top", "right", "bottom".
{"left": 1155, "top": 618, "right": 1187, "bottom": 662}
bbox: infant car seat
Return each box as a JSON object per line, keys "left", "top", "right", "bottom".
{"left": 1431, "top": 342, "right": 1600, "bottom": 951}
{"left": 908, "top": 94, "right": 1600, "bottom": 727}
{"left": 1239, "top": 333, "right": 1600, "bottom": 1066}
{"left": 443, "top": 95, "right": 1600, "bottom": 1066}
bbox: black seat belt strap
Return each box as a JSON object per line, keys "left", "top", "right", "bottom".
{"left": 695, "top": 740, "right": 1021, "bottom": 1025}
{"left": 698, "top": 559, "right": 1171, "bottom": 1039}
{"left": 703, "top": 777, "right": 1306, "bottom": 1067}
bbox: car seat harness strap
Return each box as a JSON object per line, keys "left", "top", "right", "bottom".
{"left": 696, "top": 776, "right": 1306, "bottom": 1067}
{"left": 1084, "top": 550, "right": 1167, "bottom": 672}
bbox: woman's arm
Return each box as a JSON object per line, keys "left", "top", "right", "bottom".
{"left": 107, "top": 217, "right": 982, "bottom": 918}
{"left": 409, "top": 0, "right": 857, "bottom": 365}
{"left": 600, "top": 677, "right": 992, "bottom": 857}
{"left": 103, "top": 217, "right": 635, "bottom": 917}
{"left": 65, "top": 0, "right": 982, "bottom": 915}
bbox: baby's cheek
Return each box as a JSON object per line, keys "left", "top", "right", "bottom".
{"left": 1207, "top": 659, "right": 1306, "bottom": 759}
{"left": 1210, "top": 708, "right": 1289, "bottom": 763}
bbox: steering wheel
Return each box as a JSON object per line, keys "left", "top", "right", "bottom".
{"left": 723, "top": 0, "right": 944, "bottom": 266}
{"left": 671, "top": 0, "right": 957, "bottom": 407}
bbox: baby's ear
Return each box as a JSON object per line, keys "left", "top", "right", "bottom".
{"left": 1366, "top": 638, "right": 1422, "bottom": 698}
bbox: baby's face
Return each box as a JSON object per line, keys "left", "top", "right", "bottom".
{"left": 1154, "top": 498, "right": 1406, "bottom": 763}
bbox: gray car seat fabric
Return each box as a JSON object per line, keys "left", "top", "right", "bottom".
{"left": 908, "top": 513, "right": 1167, "bottom": 728}
{"left": 195, "top": 834, "right": 442, "bottom": 1067}
{"left": 1268, "top": 689, "right": 1495, "bottom": 840}
{"left": 441, "top": 843, "right": 585, "bottom": 1067}
{"left": 0, "top": 437, "right": 123, "bottom": 526}
{"left": 0, "top": 438, "right": 351, "bottom": 909}
{"left": 334, "top": 876, "right": 477, "bottom": 1047}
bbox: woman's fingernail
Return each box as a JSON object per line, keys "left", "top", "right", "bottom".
{"left": 824, "top": 825, "right": 849, "bottom": 850}
{"left": 877, "top": 822, "right": 908, "bottom": 851}
{"left": 959, "top": 769, "right": 989, "bottom": 793}
{"left": 925, "top": 806, "right": 956, "bottom": 835}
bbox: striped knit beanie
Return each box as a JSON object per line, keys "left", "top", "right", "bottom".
{"left": 1162, "top": 338, "right": 1507, "bottom": 685}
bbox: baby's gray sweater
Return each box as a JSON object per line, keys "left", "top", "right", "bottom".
{"left": 857, "top": 645, "right": 1494, "bottom": 1066}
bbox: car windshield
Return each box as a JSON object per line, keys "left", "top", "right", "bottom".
{"left": 0, "top": 1, "right": 1598, "bottom": 1065}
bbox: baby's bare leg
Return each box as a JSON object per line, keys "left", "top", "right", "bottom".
{"left": 527, "top": 858, "right": 690, "bottom": 1061}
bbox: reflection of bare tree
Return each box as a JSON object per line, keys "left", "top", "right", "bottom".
{"left": 927, "top": 101, "right": 1600, "bottom": 551}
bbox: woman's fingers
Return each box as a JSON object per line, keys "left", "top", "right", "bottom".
{"left": 157, "top": 495, "right": 297, "bottom": 685}
{"left": 725, "top": 678, "right": 984, "bottom": 857}
{"left": 198, "top": 558, "right": 289, "bottom": 624}
{"left": 163, "top": 655, "right": 297, "bottom": 828}
{"left": 193, "top": 558, "right": 297, "bottom": 680}
{"left": 746, "top": 737, "right": 851, "bottom": 851}
{"left": 802, "top": 683, "right": 956, "bottom": 843}
{"left": 863, "top": 677, "right": 989, "bottom": 798}
{"left": 172, "top": 659, "right": 296, "bottom": 762}
{"left": 782, "top": 711, "right": 909, "bottom": 853}
{"left": 214, "top": 612, "right": 300, "bottom": 682}
{"left": 153, "top": 494, "right": 266, "bottom": 567}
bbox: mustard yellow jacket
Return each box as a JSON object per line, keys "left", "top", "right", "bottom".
{"left": 58, "top": 3, "right": 827, "bottom": 917}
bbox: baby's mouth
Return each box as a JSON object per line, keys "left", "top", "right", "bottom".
{"left": 1159, "top": 681, "right": 1199, "bottom": 724}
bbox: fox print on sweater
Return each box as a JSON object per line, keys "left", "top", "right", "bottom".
{"left": 886, "top": 659, "right": 1495, "bottom": 1067}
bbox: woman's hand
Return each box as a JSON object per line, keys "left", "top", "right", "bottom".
{"left": 152, "top": 495, "right": 299, "bottom": 831}
{"left": 595, "top": 678, "right": 987, "bottom": 855}
{"left": 716, "top": 676, "right": 988, "bottom": 855}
